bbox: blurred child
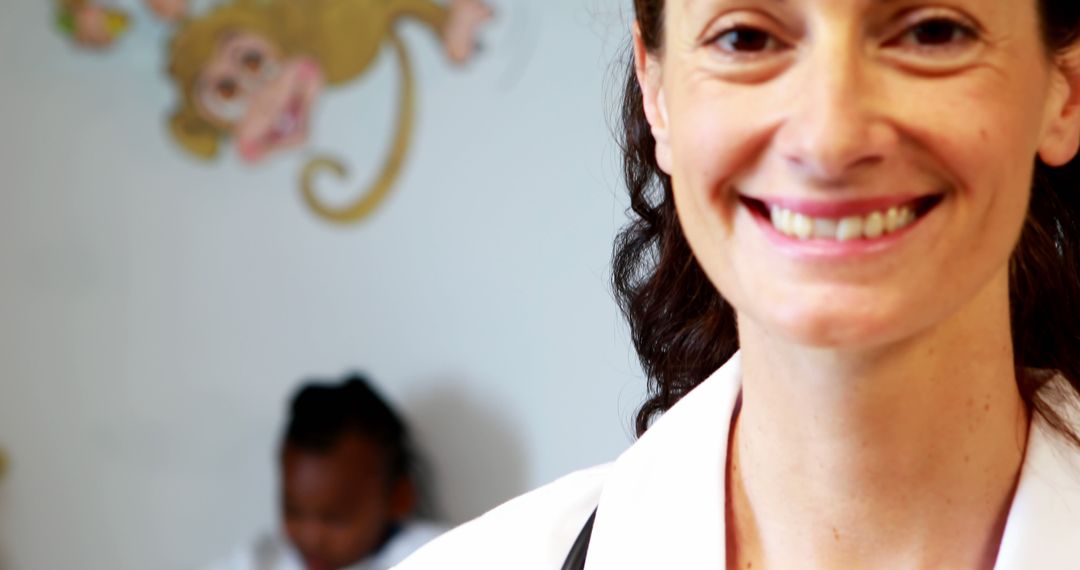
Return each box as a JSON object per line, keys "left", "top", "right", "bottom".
{"left": 206, "top": 374, "right": 446, "bottom": 570}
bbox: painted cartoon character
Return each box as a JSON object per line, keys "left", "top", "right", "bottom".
{"left": 166, "top": 0, "right": 492, "bottom": 223}
{"left": 57, "top": 0, "right": 187, "bottom": 49}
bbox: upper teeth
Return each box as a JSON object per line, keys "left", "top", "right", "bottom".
{"left": 769, "top": 205, "right": 916, "bottom": 241}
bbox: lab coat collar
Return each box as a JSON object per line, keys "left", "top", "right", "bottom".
{"left": 995, "top": 387, "right": 1080, "bottom": 568}
{"left": 585, "top": 353, "right": 741, "bottom": 569}
{"left": 585, "top": 353, "right": 1080, "bottom": 569}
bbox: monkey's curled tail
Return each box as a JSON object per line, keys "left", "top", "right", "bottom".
{"left": 300, "top": 32, "right": 414, "bottom": 224}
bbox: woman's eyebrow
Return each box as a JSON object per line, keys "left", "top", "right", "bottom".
{"left": 683, "top": 0, "right": 916, "bottom": 9}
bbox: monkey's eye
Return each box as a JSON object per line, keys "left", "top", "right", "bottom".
{"left": 200, "top": 76, "right": 248, "bottom": 124}
{"left": 215, "top": 78, "right": 240, "bottom": 100}
{"left": 241, "top": 50, "right": 264, "bottom": 73}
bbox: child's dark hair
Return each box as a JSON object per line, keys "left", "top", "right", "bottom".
{"left": 283, "top": 373, "right": 413, "bottom": 483}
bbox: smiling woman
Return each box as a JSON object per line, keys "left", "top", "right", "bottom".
{"left": 392, "top": 1, "right": 1080, "bottom": 569}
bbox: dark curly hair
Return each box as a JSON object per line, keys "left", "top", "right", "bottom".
{"left": 614, "top": 0, "right": 1080, "bottom": 439}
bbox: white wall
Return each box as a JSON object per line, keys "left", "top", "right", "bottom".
{"left": 0, "top": 0, "right": 644, "bottom": 568}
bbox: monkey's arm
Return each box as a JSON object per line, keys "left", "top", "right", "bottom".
{"left": 386, "top": 0, "right": 493, "bottom": 64}
{"left": 384, "top": 0, "right": 450, "bottom": 30}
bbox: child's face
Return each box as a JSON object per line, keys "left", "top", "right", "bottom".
{"left": 280, "top": 433, "right": 410, "bottom": 570}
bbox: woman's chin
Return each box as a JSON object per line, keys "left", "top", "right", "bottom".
{"left": 759, "top": 304, "right": 917, "bottom": 351}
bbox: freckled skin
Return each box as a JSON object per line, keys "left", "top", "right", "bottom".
{"left": 281, "top": 434, "right": 413, "bottom": 570}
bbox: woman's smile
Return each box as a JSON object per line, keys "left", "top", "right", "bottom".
{"left": 738, "top": 192, "right": 946, "bottom": 258}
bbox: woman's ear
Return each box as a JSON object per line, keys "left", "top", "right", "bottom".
{"left": 633, "top": 23, "right": 672, "bottom": 174}
{"left": 1039, "top": 44, "right": 1080, "bottom": 167}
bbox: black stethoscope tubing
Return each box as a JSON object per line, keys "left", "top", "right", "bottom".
{"left": 561, "top": 508, "right": 597, "bottom": 570}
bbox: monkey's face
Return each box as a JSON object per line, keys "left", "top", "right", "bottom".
{"left": 195, "top": 31, "right": 324, "bottom": 163}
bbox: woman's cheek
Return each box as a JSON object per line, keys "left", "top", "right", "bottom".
{"left": 911, "top": 71, "right": 1045, "bottom": 196}
{"left": 673, "top": 109, "right": 758, "bottom": 213}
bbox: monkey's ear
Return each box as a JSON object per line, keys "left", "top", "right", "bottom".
{"left": 169, "top": 107, "right": 221, "bottom": 159}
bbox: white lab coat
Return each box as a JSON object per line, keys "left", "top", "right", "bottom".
{"left": 394, "top": 353, "right": 1080, "bottom": 569}
{"left": 205, "top": 520, "right": 447, "bottom": 570}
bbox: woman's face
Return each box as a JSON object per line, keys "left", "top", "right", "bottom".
{"left": 637, "top": 0, "right": 1080, "bottom": 348}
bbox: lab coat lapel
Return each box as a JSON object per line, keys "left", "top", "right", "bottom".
{"left": 585, "top": 354, "right": 743, "bottom": 570}
{"left": 994, "top": 392, "right": 1080, "bottom": 569}
{"left": 586, "top": 359, "right": 1080, "bottom": 569}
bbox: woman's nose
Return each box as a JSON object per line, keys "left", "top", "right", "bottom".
{"left": 774, "top": 45, "right": 899, "bottom": 184}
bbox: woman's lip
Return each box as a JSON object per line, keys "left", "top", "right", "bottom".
{"left": 742, "top": 194, "right": 936, "bottom": 218}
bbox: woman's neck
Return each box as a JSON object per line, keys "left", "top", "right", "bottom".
{"left": 728, "top": 271, "right": 1029, "bottom": 570}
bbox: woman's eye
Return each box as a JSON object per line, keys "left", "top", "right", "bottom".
{"left": 898, "top": 18, "right": 977, "bottom": 49}
{"left": 714, "top": 26, "right": 782, "bottom": 54}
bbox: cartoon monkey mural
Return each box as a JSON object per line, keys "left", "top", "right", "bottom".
{"left": 166, "top": 0, "right": 492, "bottom": 224}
